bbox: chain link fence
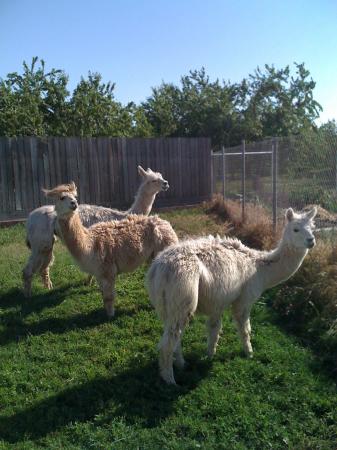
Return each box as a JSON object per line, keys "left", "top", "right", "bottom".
{"left": 212, "top": 132, "right": 337, "bottom": 228}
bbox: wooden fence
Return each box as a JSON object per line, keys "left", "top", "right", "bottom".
{"left": 0, "top": 137, "right": 212, "bottom": 221}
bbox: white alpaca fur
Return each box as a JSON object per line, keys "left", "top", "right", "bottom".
{"left": 43, "top": 182, "right": 178, "bottom": 317}
{"left": 147, "top": 207, "right": 317, "bottom": 384}
{"left": 23, "top": 166, "right": 169, "bottom": 296}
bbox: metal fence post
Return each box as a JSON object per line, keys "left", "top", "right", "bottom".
{"left": 272, "top": 138, "right": 278, "bottom": 232}
{"left": 242, "top": 139, "right": 246, "bottom": 222}
{"left": 222, "top": 145, "right": 225, "bottom": 199}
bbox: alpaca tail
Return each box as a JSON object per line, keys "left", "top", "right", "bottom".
{"left": 146, "top": 255, "right": 200, "bottom": 324}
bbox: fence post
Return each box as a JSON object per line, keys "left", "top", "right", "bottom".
{"left": 222, "top": 145, "right": 225, "bottom": 199}
{"left": 242, "top": 139, "right": 246, "bottom": 222}
{"left": 272, "top": 137, "right": 278, "bottom": 232}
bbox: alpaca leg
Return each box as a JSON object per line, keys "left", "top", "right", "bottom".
{"left": 206, "top": 317, "right": 222, "bottom": 358}
{"left": 101, "top": 279, "right": 116, "bottom": 317}
{"left": 232, "top": 302, "right": 253, "bottom": 357}
{"left": 39, "top": 249, "right": 54, "bottom": 290}
{"left": 23, "top": 251, "right": 44, "bottom": 297}
{"left": 159, "top": 324, "right": 182, "bottom": 384}
{"left": 173, "top": 338, "right": 185, "bottom": 369}
{"left": 84, "top": 275, "right": 95, "bottom": 286}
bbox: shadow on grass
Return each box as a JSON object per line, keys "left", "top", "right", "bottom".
{"left": 0, "top": 285, "right": 139, "bottom": 345}
{"left": 266, "top": 304, "right": 337, "bottom": 383}
{"left": 0, "top": 355, "right": 212, "bottom": 444}
{"left": 0, "top": 283, "right": 84, "bottom": 313}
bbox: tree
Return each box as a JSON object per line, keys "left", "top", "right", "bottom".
{"left": 238, "top": 63, "right": 322, "bottom": 141}
{"left": 0, "top": 57, "right": 69, "bottom": 136}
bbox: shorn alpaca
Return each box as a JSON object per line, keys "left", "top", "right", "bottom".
{"left": 23, "top": 166, "right": 168, "bottom": 297}
{"left": 147, "top": 207, "right": 317, "bottom": 384}
{"left": 44, "top": 182, "right": 178, "bottom": 317}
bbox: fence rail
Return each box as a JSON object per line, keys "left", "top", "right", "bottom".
{"left": 0, "top": 137, "right": 212, "bottom": 221}
{"left": 212, "top": 135, "right": 337, "bottom": 227}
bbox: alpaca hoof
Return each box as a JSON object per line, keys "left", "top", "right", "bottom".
{"left": 160, "top": 369, "right": 176, "bottom": 385}
{"left": 106, "top": 308, "right": 115, "bottom": 318}
{"left": 245, "top": 352, "right": 253, "bottom": 359}
{"left": 207, "top": 347, "right": 217, "bottom": 359}
{"left": 84, "top": 275, "right": 94, "bottom": 286}
{"left": 45, "top": 280, "right": 53, "bottom": 290}
{"left": 174, "top": 358, "right": 185, "bottom": 369}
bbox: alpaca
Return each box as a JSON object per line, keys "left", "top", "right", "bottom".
{"left": 43, "top": 182, "right": 178, "bottom": 317}
{"left": 23, "top": 166, "right": 169, "bottom": 297}
{"left": 146, "top": 207, "right": 317, "bottom": 384}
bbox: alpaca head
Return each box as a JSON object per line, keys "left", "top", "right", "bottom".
{"left": 283, "top": 207, "right": 317, "bottom": 250}
{"left": 138, "top": 166, "right": 169, "bottom": 195}
{"left": 43, "top": 182, "right": 78, "bottom": 218}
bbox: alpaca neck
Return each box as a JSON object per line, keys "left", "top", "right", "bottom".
{"left": 260, "top": 238, "right": 308, "bottom": 290}
{"left": 57, "top": 213, "right": 91, "bottom": 262}
{"left": 128, "top": 184, "right": 156, "bottom": 216}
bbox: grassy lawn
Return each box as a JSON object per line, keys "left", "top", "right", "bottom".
{"left": 0, "top": 208, "right": 336, "bottom": 449}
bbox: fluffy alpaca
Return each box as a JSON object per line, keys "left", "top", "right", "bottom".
{"left": 44, "top": 182, "right": 178, "bottom": 317}
{"left": 23, "top": 166, "right": 168, "bottom": 297}
{"left": 146, "top": 207, "right": 317, "bottom": 384}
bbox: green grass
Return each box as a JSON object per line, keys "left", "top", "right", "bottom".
{"left": 0, "top": 216, "right": 336, "bottom": 449}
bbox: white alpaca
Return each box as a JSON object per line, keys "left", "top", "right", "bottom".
{"left": 147, "top": 207, "right": 317, "bottom": 384}
{"left": 23, "top": 166, "right": 168, "bottom": 296}
{"left": 44, "top": 182, "right": 178, "bottom": 317}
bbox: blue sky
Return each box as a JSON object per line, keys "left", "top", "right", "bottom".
{"left": 1, "top": 0, "right": 336, "bottom": 123}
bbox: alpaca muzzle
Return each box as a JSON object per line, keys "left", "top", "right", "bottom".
{"left": 306, "top": 238, "right": 315, "bottom": 249}
{"left": 162, "top": 181, "right": 169, "bottom": 191}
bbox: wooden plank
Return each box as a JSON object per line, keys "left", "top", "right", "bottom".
{"left": 36, "top": 138, "right": 45, "bottom": 205}
{"left": 59, "top": 137, "right": 68, "bottom": 184}
{"left": 121, "top": 137, "right": 130, "bottom": 206}
{"left": 92, "top": 138, "right": 100, "bottom": 205}
{"left": 22, "top": 137, "right": 34, "bottom": 211}
{"left": 78, "top": 138, "right": 88, "bottom": 203}
{"left": 17, "top": 137, "right": 27, "bottom": 211}
{"left": 129, "top": 138, "right": 139, "bottom": 204}
{"left": 101, "top": 137, "right": 110, "bottom": 206}
{"left": 47, "top": 137, "right": 56, "bottom": 189}
{"left": 0, "top": 138, "right": 6, "bottom": 213}
{"left": 53, "top": 137, "right": 63, "bottom": 186}
{"left": 104, "top": 137, "right": 114, "bottom": 206}
{"left": 43, "top": 138, "right": 51, "bottom": 192}
{"left": 108, "top": 138, "right": 120, "bottom": 208}
{"left": 11, "top": 137, "right": 22, "bottom": 211}
{"left": 29, "top": 137, "right": 39, "bottom": 207}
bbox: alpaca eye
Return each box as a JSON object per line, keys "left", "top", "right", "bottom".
{"left": 152, "top": 180, "right": 157, "bottom": 183}
{"left": 60, "top": 196, "right": 65, "bottom": 201}
{"left": 294, "top": 228, "right": 299, "bottom": 233}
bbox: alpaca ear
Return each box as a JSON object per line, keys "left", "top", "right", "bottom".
{"left": 306, "top": 207, "right": 317, "bottom": 220}
{"left": 146, "top": 167, "right": 154, "bottom": 174}
{"left": 42, "top": 187, "right": 57, "bottom": 199}
{"left": 68, "top": 181, "right": 77, "bottom": 195}
{"left": 286, "top": 208, "right": 295, "bottom": 222}
{"left": 138, "top": 166, "right": 147, "bottom": 178}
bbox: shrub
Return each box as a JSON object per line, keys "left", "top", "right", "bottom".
{"left": 203, "top": 194, "right": 280, "bottom": 250}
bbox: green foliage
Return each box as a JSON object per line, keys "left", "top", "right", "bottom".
{"left": 0, "top": 58, "right": 153, "bottom": 138}
{"left": 0, "top": 57, "right": 69, "bottom": 136}
{"left": 0, "top": 216, "right": 337, "bottom": 449}
{"left": 143, "top": 64, "right": 322, "bottom": 147}
{"left": 0, "top": 58, "right": 324, "bottom": 145}
{"left": 238, "top": 63, "right": 322, "bottom": 141}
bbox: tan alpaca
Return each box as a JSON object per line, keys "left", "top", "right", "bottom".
{"left": 147, "top": 207, "right": 317, "bottom": 384}
{"left": 23, "top": 166, "right": 169, "bottom": 297}
{"left": 44, "top": 182, "right": 178, "bottom": 317}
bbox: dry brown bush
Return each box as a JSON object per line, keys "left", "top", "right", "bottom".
{"left": 204, "top": 194, "right": 281, "bottom": 250}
